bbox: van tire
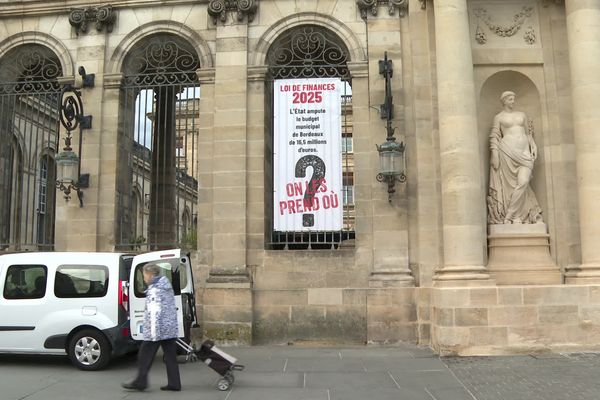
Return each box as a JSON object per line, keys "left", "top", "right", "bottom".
{"left": 67, "top": 329, "right": 111, "bottom": 371}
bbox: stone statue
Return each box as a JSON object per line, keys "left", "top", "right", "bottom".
{"left": 487, "top": 91, "right": 543, "bottom": 224}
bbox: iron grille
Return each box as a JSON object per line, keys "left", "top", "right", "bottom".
{"left": 0, "top": 45, "right": 61, "bottom": 251}
{"left": 266, "top": 26, "right": 355, "bottom": 249}
{"left": 116, "top": 36, "right": 199, "bottom": 251}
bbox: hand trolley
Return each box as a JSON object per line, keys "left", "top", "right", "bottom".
{"left": 176, "top": 339, "right": 244, "bottom": 391}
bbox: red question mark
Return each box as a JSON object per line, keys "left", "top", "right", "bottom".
{"left": 295, "top": 155, "right": 326, "bottom": 227}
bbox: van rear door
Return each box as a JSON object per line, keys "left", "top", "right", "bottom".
{"left": 129, "top": 249, "right": 195, "bottom": 341}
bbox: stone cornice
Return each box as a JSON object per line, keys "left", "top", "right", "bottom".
{"left": 196, "top": 68, "right": 216, "bottom": 84}
{"left": 247, "top": 65, "right": 268, "bottom": 82}
{"left": 0, "top": 0, "right": 208, "bottom": 18}
{"left": 103, "top": 72, "right": 123, "bottom": 89}
{"left": 347, "top": 61, "right": 369, "bottom": 78}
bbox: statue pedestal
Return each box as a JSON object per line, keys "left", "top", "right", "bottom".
{"left": 487, "top": 223, "right": 562, "bottom": 285}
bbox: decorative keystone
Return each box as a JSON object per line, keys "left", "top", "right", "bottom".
{"left": 69, "top": 5, "right": 116, "bottom": 35}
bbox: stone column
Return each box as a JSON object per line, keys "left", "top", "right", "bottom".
{"left": 432, "top": 0, "right": 491, "bottom": 286}
{"left": 564, "top": 0, "right": 600, "bottom": 283}
{"left": 202, "top": 21, "right": 252, "bottom": 345}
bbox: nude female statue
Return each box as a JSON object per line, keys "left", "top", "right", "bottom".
{"left": 487, "top": 91, "right": 543, "bottom": 224}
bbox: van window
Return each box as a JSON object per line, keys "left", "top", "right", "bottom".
{"left": 3, "top": 265, "right": 47, "bottom": 299}
{"left": 133, "top": 260, "right": 186, "bottom": 297}
{"left": 55, "top": 265, "right": 109, "bottom": 298}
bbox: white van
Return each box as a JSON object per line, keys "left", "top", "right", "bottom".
{"left": 0, "top": 249, "right": 197, "bottom": 370}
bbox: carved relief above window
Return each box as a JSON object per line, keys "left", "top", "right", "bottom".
{"left": 69, "top": 5, "right": 116, "bottom": 36}
{"left": 207, "top": 0, "right": 257, "bottom": 24}
{"left": 356, "top": 0, "right": 408, "bottom": 19}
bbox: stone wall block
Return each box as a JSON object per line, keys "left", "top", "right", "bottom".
{"left": 204, "top": 305, "right": 253, "bottom": 323}
{"left": 498, "top": 287, "right": 524, "bottom": 305}
{"left": 367, "top": 290, "right": 392, "bottom": 306}
{"left": 588, "top": 286, "right": 600, "bottom": 303}
{"left": 523, "top": 286, "right": 589, "bottom": 305}
{"left": 468, "top": 327, "right": 508, "bottom": 346}
{"left": 432, "top": 308, "right": 454, "bottom": 326}
{"left": 391, "top": 288, "right": 416, "bottom": 305}
{"left": 343, "top": 289, "right": 367, "bottom": 305}
{"left": 308, "top": 288, "right": 343, "bottom": 305}
{"left": 489, "top": 306, "right": 538, "bottom": 326}
{"left": 580, "top": 306, "right": 600, "bottom": 324}
{"left": 432, "top": 288, "right": 470, "bottom": 307}
{"left": 469, "top": 288, "right": 498, "bottom": 306}
{"left": 538, "top": 305, "right": 579, "bottom": 324}
{"left": 291, "top": 306, "right": 326, "bottom": 323}
{"left": 435, "top": 327, "right": 470, "bottom": 353}
{"left": 254, "top": 290, "right": 307, "bottom": 307}
{"left": 455, "top": 308, "right": 489, "bottom": 327}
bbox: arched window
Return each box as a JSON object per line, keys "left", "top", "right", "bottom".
{"left": 0, "top": 44, "right": 61, "bottom": 250}
{"left": 116, "top": 34, "right": 200, "bottom": 251}
{"left": 266, "top": 25, "right": 354, "bottom": 250}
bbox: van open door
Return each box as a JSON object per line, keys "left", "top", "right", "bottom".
{"left": 129, "top": 249, "right": 196, "bottom": 341}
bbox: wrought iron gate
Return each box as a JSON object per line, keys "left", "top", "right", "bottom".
{"left": 0, "top": 45, "right": 61, "bottom": 250}
{"left": 266, "top": 25, "right": 355, "bottom": 250}
{"left": 116, "top": 35, "right": 200, "bottom": 251}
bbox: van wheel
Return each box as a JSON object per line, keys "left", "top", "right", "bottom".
{"left": 68, "top": 329, "right": 111, "bottom": 371}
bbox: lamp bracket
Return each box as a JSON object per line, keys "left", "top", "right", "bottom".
{"left": 77, "top": 115, "right": 93, "bottom": 130}
{"left": 77, "top": 173, "right": 90, "bottom": 188}
{"left": 78, "top": 66, "right": 95, "bottom": 88}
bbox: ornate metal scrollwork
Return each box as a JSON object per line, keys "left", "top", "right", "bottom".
{"left": 123, "top": 37, "right": 201, "bottom": 86}
{"left": 267, "top": 26, "right": 350, "bottom": 79}
{"left": 69, "top": 5, "right": 116, "bottom": 35}
{"left": 0, "top": 45, "right": 62, "bottom": 94}
{"left": 208, "top": 0, "right": 257, "bottom": 24}
{"left": 356, "top": 0, "right": 408, "bottom": 19}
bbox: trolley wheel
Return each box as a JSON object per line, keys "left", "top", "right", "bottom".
{"left": 224, "top": 371, "right": 235, "bottom": 384}
{"left": 217, "top": 378, "right": 231, "bottom": 391}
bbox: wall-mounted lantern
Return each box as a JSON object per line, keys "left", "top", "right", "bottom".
{"left": 56, "top": 67, "right": 94, "bottom": 207}
{"left": 376, "top": 51, "right": 406, "bottom": 202}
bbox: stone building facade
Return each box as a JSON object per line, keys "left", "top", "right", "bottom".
{"left": 1, "top": 0, "right": 600, "bottom": 354}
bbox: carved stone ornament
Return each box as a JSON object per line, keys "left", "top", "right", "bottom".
{"left": 356, "top": 0, "right": 409, "bottom": 19}
{"left": 69, "top": 5, "right": 116, "bottom": 35}
{"left": 419, "top": 0, "right": 426, "bottom": 10}
{"left": 473, "top": 6, "right": 536, "bottom": 45}
{"left": 207, "top": 0, "right": 257, "bottom": 24}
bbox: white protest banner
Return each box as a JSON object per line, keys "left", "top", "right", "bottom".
{"left": 273, "top": 78, "right": 343, "bottom": 232}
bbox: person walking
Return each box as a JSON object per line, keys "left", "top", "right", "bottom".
{"left": 122, "top": 263, "right": 182, "bottom": 391}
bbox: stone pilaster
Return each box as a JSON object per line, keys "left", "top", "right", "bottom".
{"left": 196, "top": 68, "right": 215, "bottom": 267}
{"left": 432, "top": 0, "right": 491, "bottom": 286}
{"left": 55, "top": 41, "right": 106, "bottom": 251}
{"left": 364, "top": 15, "right": 414, "bottom": 288}
{"left": 564, "top": 0, "right": 600, "bottom": 283}
{"left": 203, "top": 21, "right": 252, "bottom": 344}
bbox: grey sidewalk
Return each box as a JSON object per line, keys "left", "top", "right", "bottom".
{"left": 1, "top": 344, "right": 599, "bottom": 400}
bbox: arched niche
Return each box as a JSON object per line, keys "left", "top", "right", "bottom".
{"left": 478, "top": 70, "right": 548, "bottom": 225}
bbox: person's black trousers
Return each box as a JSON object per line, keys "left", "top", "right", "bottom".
{"left": 132, "top": 339, "right": 181, "bottom": 389}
